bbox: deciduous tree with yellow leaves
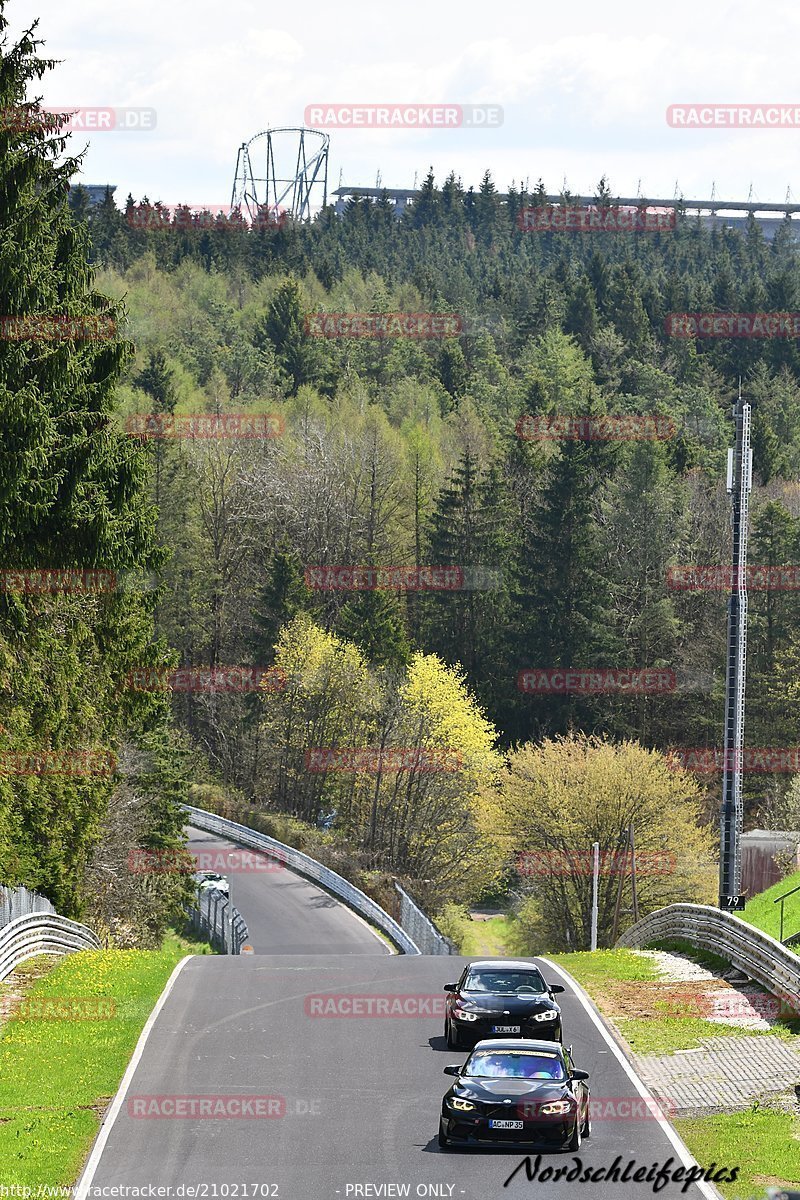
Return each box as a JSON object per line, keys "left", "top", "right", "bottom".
{"left": 477, "top": 734, "right": 716, "bottom": 952}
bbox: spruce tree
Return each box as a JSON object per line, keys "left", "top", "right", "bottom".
{"left": 336, "top": 590, "right": 411, "bottom": 672}
{"left": 0, "top": 11, "right": 177, "bottom": 914}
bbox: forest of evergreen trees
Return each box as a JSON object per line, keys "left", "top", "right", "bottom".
{"left": 7, "top": 0, "right": 800, "bottom": 940}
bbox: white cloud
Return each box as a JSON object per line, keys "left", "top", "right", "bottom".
{"left": 7, "top": 0, "right": 800, "bottom": 204}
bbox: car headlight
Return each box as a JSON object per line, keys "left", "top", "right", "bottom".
{"left": 453, "top": 1007, "right": 479, "bottom": 1021}
{"left": 449, "top": 1098, "right": 475, "bottom": 1112}
{"left": 532, "top": 1008, "right": 559, "bottom": 1022}
{"left": 539, "top": 1100, "right": 574, "bottom": 1115}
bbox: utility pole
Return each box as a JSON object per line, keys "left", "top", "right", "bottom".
{"left": 590, "top": 842, "right": 600, "bottom": 951}
{"left": 719, "top": 385, "right": 752, "bottom": 911}
{"left": 611, "top": 830, "right": 629, "bottom": 944}
{"left": 630, "top": 825, "right": 639, "bottom": 923}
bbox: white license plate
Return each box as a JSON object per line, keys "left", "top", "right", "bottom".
{"left": 489, "top": 1119, "right": 523, "bottom": 1130}
{"left": 492, "top": 1024, "right": 520, "bottom": 1033}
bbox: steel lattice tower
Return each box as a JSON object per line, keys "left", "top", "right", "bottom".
{"left": 719, "top": 389, "right": 752, "bottom": 909}
{"left": 230, "top": 128, "right": 329, "bottom": 224}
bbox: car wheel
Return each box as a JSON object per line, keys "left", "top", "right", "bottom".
{"left": 438, "top": 1118, "right": 451, "bottom": 1149}
{"left": 446, "top": 1018, "right": 460, "bottom": 1049}
{"left": 566, "top": 1118, "right": 582, "bottom": 1152}
{"left": 581, "top": 1107, "right": 591, "bottom": 1137}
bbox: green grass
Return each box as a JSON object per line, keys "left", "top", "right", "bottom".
{"left": 675, "top": 1107, "right": 800, "bottom": 1199}
{"left": 0, "top": 930, "right": 210, "bottom": 1187}
{"left": 547, "top": 947, "right": 660, "bottom": 985}
{"left": 550, "top": 947, "right": 800, "bottom": 1052}
{"left": 742, "top": 869, "right": 800, "bottom": 942}
{"left": 458, "top": 915, "right": 517, "bottom": 957}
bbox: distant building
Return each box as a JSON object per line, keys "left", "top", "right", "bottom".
{"left": 741, "top": 829, "right": 800, "bottom": 896}
{"left": 75, "top": 184, "right": 117, "bottom": 207}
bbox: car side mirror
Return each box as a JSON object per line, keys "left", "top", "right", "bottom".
{"left": 571, "top": 1069, "right": 589, "bottom": 1081}
{"left": 443, "top": 983, "right": 457, "bottom": 992}
{"left": 548, "top": 984, "right": 565, "bottom": 994}
{"left": 443, "top": 1065, "right": 461, "bottom": 1076}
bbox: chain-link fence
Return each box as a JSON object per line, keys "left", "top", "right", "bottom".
{"left": 395, "top": 884, "right": 454, "bottom": 955}
{"left": 188, "top": 885, "right": 249, "bottom": 954}
{"left": 0, "top": 884, "right": 56, "bottom": 929}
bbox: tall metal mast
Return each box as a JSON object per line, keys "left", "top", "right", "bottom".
{"left": 719, "top": 385, "right": 752, "bottom": 910}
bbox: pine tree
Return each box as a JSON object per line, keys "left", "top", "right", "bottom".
{"left": 336, "top": 590, "right": 411, "bottom": 672}
{"left": 420, "top": 450, "right": 515, "bottom": 727}
{"left": 255, "top": 278, "right": 318, "bottom": 395}
{"left": 0, "top": 11, "right": 176, "bottom": 915}
{"left": 516, "top": 440, "right": 621, "bottom": 738}
{"left": 134, "top": 349, "right": 177, "bottom": 412}
{"left": 249, "top": 542, "right": 315, "bottom": 667}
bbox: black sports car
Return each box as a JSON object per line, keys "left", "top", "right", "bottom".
{"left": 443, "top": 959, "right": 565, "bottom": 1047}
{"left": 438, "top": 1039, "right": 591, "bottom": 1150}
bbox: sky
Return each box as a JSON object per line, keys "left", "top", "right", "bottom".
{"left": 7, "top": 0, "right": 800, "bottom": 212}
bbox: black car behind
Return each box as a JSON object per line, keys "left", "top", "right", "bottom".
{"left": 444, "top": 959, "right": 565, "bottom": 1047}
{"left": 438, "top": 1039, "right": 591, "bottom": 1150}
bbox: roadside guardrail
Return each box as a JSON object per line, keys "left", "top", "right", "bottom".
{"left": 183, "top": 805, "right": 423, "bottom": 954}
{"left": 617, "top": 902, "right": 800, "bottom": 1013}
{"left": 0, "top": 911, "right": 101, "bottom": 982}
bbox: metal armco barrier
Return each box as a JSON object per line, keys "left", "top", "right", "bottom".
{"left": 617, "top": 902, "right": 800, "bottom": 1013}
{"left": 0, "top": 883, "right": 56, "bottom": 928}
{"left": 395, "top": 883, "right": 454, "bottom": 955}
{"left": 188, "top": 886, "right": 249, "bottom": 954}
{"left": 183, "top": 805, "right": 422, "bottom": 954}
{"left": 0, "top": 912, "right": 101, "bottom": 982}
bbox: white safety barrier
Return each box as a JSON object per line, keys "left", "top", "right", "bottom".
{"left": 617, "top": 902, "right": 800, "bottom": 1013}
{"left": 0, "top": 911, "right": 101, "bottom": 982}
{"left": 183, "top": 805, "right": 422, "bottom": 954}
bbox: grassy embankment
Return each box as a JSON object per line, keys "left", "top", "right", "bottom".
{"left": 0, "top": 931, "right": 211, "bottom": 1188}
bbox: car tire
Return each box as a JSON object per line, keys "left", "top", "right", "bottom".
{"left": 581, "top": 1106, "right": 591, "bottom": 1138}
{"left": 566, "top": 1119, "right": 582, "bottom": 1152}
{"left": 446, "top": 1018, "right": 460, "bottom": 1049}
{"left": 438, "top": 1118, "right": 451, "bottom": 1149}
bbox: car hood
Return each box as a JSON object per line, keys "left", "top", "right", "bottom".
{"left": 455, "top": 994, "right": 558, "bottom": 1015}
{"left": 449, "top": 1078, "right": 569, "bottom": 1101}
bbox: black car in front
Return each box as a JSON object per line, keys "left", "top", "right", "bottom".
{"left": 438, "top": 1039, "right": 591, "bottom": 1151}
{"left": 444, "top": 959, "right": 564, "bottom": 1047}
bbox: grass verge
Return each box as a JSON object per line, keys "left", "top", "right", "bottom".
{"left": 674, "top": 1107, "right": 800, "bottom": 1200}
{"left": 0, "top": 929, "right": 211, "bottom": 1188}
{"left": 551, "top": 946, "right": 800, "bottom": 1196}
{"left": 742, "top": 869, "right": 800, "bottom": 942}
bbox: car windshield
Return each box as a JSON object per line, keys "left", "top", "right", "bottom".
{"left": 463, "top": 969, "right": 546, "bottom": 995}
{"left": 463, "top": 1051, "right": 566, "bottom": 1080}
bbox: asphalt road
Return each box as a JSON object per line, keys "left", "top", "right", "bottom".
{"left": 185, "top": 825, "right": 387, "bottom": 955}
{"left": 81, "top": 948, "right": 723, "bottom": 1200}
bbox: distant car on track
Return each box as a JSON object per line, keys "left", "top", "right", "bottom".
{"left": 194, "top": 870, "right": 229, "bottom": 896}
{"left": 443, "top": 959, "right": 565, "bottom": 1047}
{"left": 438, "top": 1038, "right": 590, "bottom": 1151}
